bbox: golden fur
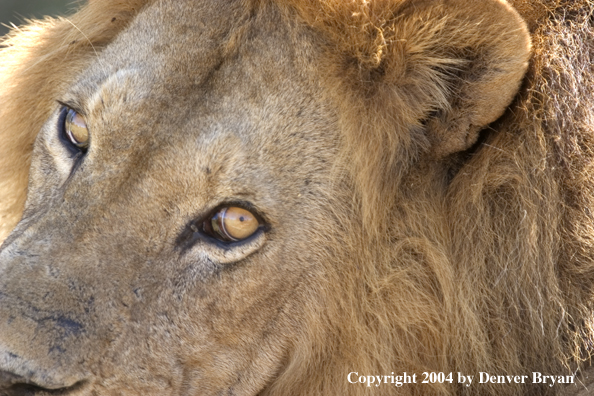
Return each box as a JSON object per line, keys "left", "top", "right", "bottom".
{"left": 0, "top": 0, "right": 593, "bottom": 395}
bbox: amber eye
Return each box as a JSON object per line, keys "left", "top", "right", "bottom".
{"left": 204, "top": 206, "right": 261, "bottom": 242}
{"left": 62, "top": 108, "right": 89, "bottom": 149}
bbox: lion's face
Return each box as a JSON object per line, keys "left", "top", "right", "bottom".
{"left": 0, "top": 0, "right": 540, "bottom": 394}
{"left": 0, "top": 1, "right": 346, "bottom": 394}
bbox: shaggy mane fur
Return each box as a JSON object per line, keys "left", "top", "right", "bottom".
{"left": 2, "top": 1, "right": 594, "bottom": 395}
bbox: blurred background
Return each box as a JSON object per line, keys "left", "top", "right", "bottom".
{"left": 0, "top": 0, "right": 76, "bottom": 37}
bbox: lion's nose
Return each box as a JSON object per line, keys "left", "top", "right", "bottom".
{"left": 0, "top": 350, "right": 87, "bottom": 395}
{"left": 0, "top": 369, "right": 57, "bottom": 394}
{"left": 0, "top": 368, "right": 86, "bottom": 395}
{"left": 0, "top": 369, "right": 25, "bottom": 390}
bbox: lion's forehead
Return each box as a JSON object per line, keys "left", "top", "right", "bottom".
{"left": 48, "top": 0, "right": 341, "bottom": 244}
{"left": 74, "top": 0, "right": 313, "bottom": 118}
{"left": 66, "top": 0, "right": 336, "bottom": 179}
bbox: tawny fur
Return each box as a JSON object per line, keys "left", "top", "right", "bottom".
{"left": 0, "top": 1, "right": 593, "bottom": 395}
{"left": 0, "top": 0, "right": 148, "bottom": 240}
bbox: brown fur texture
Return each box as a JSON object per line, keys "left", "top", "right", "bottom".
{"left": 0, "top": 0, "right": 593, "bottom": 395}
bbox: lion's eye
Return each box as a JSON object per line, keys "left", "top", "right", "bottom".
{"left": 203, "top": 206, "right": 261, "bottom": 242}
{"left": 60, "top": 107, "right": 89, "bottom": 150}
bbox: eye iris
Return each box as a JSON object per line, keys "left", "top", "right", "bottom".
{"left": 65, "top": 109, "right": 89, "bottom": 148}
{"left": 211, "top": 207, "right": 259, "bottom": 241}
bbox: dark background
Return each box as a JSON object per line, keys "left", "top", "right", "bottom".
{"left": 0, "top": 0, "right": 76, "bottom": 37}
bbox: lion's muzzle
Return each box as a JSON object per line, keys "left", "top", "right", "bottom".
{"left": 0, "top": 231, "right": 93, "bottom": 395}
{"left": 0, "top": 305, "right": 90, "bottom": 395}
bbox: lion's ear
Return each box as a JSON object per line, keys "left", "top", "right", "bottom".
{"left": 295, "top": 0, "right": 530, "bottom": 158}
{"left": 396, "top": 0, "right": 531, "bottom": 158}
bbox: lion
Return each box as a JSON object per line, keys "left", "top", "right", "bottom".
{"left": 0, "top": 0, "right": 593, "bottom": 394}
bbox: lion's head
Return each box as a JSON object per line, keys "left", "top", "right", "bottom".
{"left": 0, "top": 0, "right": 593, "bottom": 395}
